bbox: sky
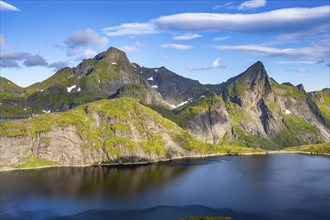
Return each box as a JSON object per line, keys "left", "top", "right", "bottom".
{"left": 0, "top": 0, "right": 329, "bottom": 91}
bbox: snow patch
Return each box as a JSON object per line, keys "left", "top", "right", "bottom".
{"left": 176, "top": 98, "right": 193, "bottom": 108}
{"left": 24, "top": 108, "right": 27, "bottom": 111}
{"left": 155, "top": 69, "right": 158, "bottom": 72}
{"left": 78, "top": 87, "right": 81, "bottom": 92}
{"left": 42, "top": 110, "right": 51, "bottom": 113}
{"left": 67, "top": 85, "right": 77, "bottom": 92}
{"left": 285, "top": 109, "right": 292, "bottom": 114}
{"left": 132, "top": 64, "right": 137, "bottom": 68}
{"left": 98, "top": 79, "right": 100, "bottom": 83}
{"left": 147, "top": 77, "right": 153, "bottom": 81}
{"left": 41, "top": 89, "right": 44, "bottom": 92}
{"left": 112, "top": 62, "right": 117, "bottom": 65}
{"left": 152, "top": 85, "right": 158, "bottom": 88}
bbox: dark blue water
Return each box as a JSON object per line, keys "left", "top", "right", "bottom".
{"left": 0, "top": 154, "right": 329, "bottom": 220}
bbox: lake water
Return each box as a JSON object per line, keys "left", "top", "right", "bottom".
{"left": 0, "top": 154, "right": 329, "bottom": 220}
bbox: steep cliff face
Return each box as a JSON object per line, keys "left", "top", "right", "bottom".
{"left": 176, "top": 62, "right": 329, "bottom": 149}
{"left": 139, "top": 66, "right": 223, "bottom": 106}
{"left": 0, "top": 98, "right": 223, "bottom": 168}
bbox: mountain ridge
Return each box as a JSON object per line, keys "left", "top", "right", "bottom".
{"left": 1, "top": 47, "right": 329, "bottom": 154}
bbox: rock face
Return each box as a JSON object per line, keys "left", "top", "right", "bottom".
{"left": 176, "top": 62, "right": 329, "bottom": 149}
{"left": 0, "top": 98, "right": 218, "bottom": 168}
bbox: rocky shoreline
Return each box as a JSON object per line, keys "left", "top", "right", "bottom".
{"left": 1, "top": 150, "right": 329, "bottom": 172}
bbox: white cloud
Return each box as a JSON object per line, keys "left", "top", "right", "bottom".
{"left": 102, "top": 6, "right": 329, "bottom": 37}
{"left": 186, "top": 58, "right": 226, "bottom": 71}
{"left": 173, "top": 33, "right": 202, "bottom": 40}
{"left": 82, "top": 49, "right": 97, "bottom": 59}
{"left": 213, "top": 36, "right": 231, "bottom": 41}
{"left": 64, "top": 29, "right": 108, "bottom": 57}
{"left": 0, "top": 51, "right": 48, "bottom": 68}
{"left": 238, "top": 0, "right": 266, "bottom": 10}
{"left": 23, "top": 55, "right": 48, "bottom": 67}
{"left": 0, "top": 34, "right": 5, "bottom": 46}
{"left": 275, "top": 61, "right": 316, "bottom": 64}
{"left": 119, "top": 41, "right": 142, "bottom": 52}
{"left": 0, "top": 1, "right": 19, "bottom": 11}
{"left": 290, "top": 68, "right": 309, "bottom": 73}
{"left": 161, "top": 44, "right": 193, "bottom": 50}
{"left": 154, "top": 6, "right": 328, "bottom": 33}
{"left": 103, "top": 22, "right": 157, "bottom": 36}
{"left": 213, "top": 2, "right": 234, "bottom": 10}
{"left": 49, "top": 61, "right": 69, "bottom": 70}
{"left": 214, "top": 40, "right": 329, "bottom": 62}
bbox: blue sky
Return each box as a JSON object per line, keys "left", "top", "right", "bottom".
{"left": 0, "top": 0, "right": 329, "bottom": 91}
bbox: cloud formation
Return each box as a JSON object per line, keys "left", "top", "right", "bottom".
{"left": 0, "top": 35, "right": 5, "bottom": 46}
{"left": 0, "top": 51, "right": 48, "bottom": 68}
{"left": 102, "top": 6, "right": 329, "bottom": 36}
{"left": 213, "top": 36, "right": 231, "bottom": 41}
{"left": 119, "top": 41, "right": 142, "bottom": 52}
{"left": 173, "top": 33, "right": 202, "bottom": 40}
{"left": 49, "top": 61, "right": 69, "bottom": 70}
{"left": 212, "top": 2, "right": 234, "bottom": 10}
{"left": 186, "top": 58, "right": 226, "bottom": 71}
{"left": 161, "top": 44, "right": 193, "bottom": 50}
{"left": 64, "top": 29, "right": 108, "bottom": 57}
{"left": 0, "top": 1, "right": 19, "bottom": 11}
{"left": 23, "top": 55, "right": 48, "bottom": 67}
{"left": 238, "top": 0, "right": 266, "bottom": 10}
{"left": 103, "top": 23, "right": 157, "bottom": 36}
{"left": 214, "top": 40, "right": 329, "bottom": 62}
{"left": 290, "top": 68, "right": 309, "bottom": 73}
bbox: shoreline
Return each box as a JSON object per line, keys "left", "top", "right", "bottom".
{"left": 1, "top": 150, "right": 329, "bottom": 172}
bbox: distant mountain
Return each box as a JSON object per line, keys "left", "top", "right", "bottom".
{"left": 0, "top": 47, "right": 220, "bottom": 117}
{"left": 169, "top": 62, "right": 329, "bottom": 149}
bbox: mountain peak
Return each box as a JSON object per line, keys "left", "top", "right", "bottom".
{"left": 94, "top": 47, "right": 130, "bottom": 67}
{"left": 247, "top": 61, "right": 266, "bottom": 74}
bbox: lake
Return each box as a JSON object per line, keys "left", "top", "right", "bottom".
{"left": 0, "top": 154, "right": 329, "bottom": 220}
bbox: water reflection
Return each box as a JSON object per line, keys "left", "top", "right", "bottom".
{"left": 1, "top": 163, "right": 192, "bottom": 203}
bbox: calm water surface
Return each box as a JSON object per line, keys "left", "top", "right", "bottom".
{"left": 0, "top": 154, "right": 329, "bottom": 220}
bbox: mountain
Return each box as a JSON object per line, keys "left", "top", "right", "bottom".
{"left": 0, "top": 47, "right": 219, "bottom": 117}
{"left": 0, "top": 47, "right": 329, "bottom": 157}
{"left": 170, "top": 62, "right": 329, "bottom": 149}
{"left": 0, "top": 98, "right": 240, "bottom": 168}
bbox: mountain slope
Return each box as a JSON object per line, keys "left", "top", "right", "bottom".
{"left": 169, "top": 62, "right": 329, "bottom": 149}
{"left": 0, "top": 98, "right": 231, "bottom": 168}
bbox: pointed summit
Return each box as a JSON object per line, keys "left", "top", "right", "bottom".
{"left": 243, "top": 61, "right": 268, "bottom": 80}
{"left": 95, "top": 47, "right": 131, "bottom": 66}
{"left": 222, "top": 61, "right": 272, "bottom": 105}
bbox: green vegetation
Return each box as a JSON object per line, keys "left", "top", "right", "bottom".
{"left": 273, "top": 114, "right": 323, "bottom": 147}
{"left": 272, "top": 83, "right": 307, "bottom": 98}
{"left": 115, "top": 83, "right": 150, "bottom": 103}
{"left": 17, "top": 155, "right": 59, "bottom": 168}
{"left": 285, "top": 143, "right": 330, "bottom": 154}
{"left": 220, "top": 124, "right": 279, "bottom": 150}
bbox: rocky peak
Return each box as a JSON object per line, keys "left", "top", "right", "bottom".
{"left": 95, "top": 47, "right": 131, "bottom": 67}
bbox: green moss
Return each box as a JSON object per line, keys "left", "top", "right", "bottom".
{"left": 272, "top": 83, "right": 306, "bottom": 98}
{"left": 140, "top": 139, "right": 168, "bottom": 157}
{"left": 17, "top": 155, "right": 59, "bottom": 168}
{"left": 285, "top": 143, "right": 330, "bottom": 154}
{"left": 273, "top": 114, "right": 323, "bottom": 147}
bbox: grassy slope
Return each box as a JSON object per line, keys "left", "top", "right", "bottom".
{"left": 1, "top": 98, "right": 262, "bottom": 168}
{"left": 285, "top": 143, "right": 330, "bottom": 154}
